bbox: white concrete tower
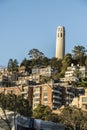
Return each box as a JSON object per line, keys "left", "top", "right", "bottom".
{"left": 55, "top": 26, "right": 65, "bottom": 59}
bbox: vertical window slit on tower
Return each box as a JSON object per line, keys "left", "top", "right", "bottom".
{"left": 61, "top": 33, "right": 62, "bottom": 37}
{"left": 58, "top": 33, "right": 59, "bottom": 37}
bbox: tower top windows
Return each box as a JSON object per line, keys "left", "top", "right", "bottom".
{"left": 58, "top": 33, "right": 63, "bottom": 37}
{"left": 55, "top": 26, "right": 65, "bottom": 59}
{"left": 57, "top": 26, "right": 65, "bottom": 32}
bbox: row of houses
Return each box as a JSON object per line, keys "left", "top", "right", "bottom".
{"left": 0, "top": 64, "right": 87, "bottom": 112}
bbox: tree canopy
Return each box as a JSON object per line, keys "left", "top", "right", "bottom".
{"left": 72, "top": 45, "right": 87, "bottom": 65}
{"left": 0, "top": 93, "right": 32, "bottom": 117}
{"left": 28, "top": 48, "right": 45, "bottom": 60}
{"left": 7, "top": 59, "right": 19, "bottom": 72}
{"left": 33, "top": 104, "right": 60, "bottom": 122}
{"left": 60, "top": 106, "right": 87, "bottom": 130}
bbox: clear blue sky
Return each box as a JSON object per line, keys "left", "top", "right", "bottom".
{"left": 0, "top": 0, "right": 87, "bottom": 66}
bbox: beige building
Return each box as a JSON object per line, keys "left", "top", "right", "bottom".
{"left": 30, "top": 66, "right": 56, "bottom": 83}
{"left": 0, "top": 85, "right": 28, "bottom": 99}
{"left": 71, "top": 89, "right": 87, "bottom": 111}
{"left": 55, "top": 26, "right": 65, "bottom": 59}
{"left": 32, "top": 66, "right": 54, "bottom": 77}
{"left": 29, "top": 80, "right": 64, "bottom": 110}
{"left": 60, "top": 64, "right": 87, "bottom": 83}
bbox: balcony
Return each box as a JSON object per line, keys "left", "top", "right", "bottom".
{"left": 66, "top": 91, "right": 75, "bottom": 96}
{"left": 52, "top": 89, "right": 62, "bottom": 94}
{"left": 33, "top": 91, "right": 40, "bottom": 94}
{"left": 33, "top": 100, "right": 40, "bottom": 104}
{"left": 21, "top": 91, "right": 27, "bottom": 94}
{"left": 66, "top": 96, "right": 73, "bottom": 101}
{"left": 53, "top": 100, "right": 61, "bottom": 105}
{"left": 52, "top": 105, "right": 58, "bottom": 109}
{"left": 53, "top": 95, "right": 61, "bottom": 99}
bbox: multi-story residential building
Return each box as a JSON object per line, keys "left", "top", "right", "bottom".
{"left": 0, "top": 85, "right": 28, "bottom": 99}
{"left": 79, "top": 66, "right": 87, "bottom": 78}
{"left": 0, "top": 67, "right": 7, "bottom": 74}
{"left": 64, "top": 85, "right": 75, "bottom": 105}
{"left": 60, "top": 64, "right": 87, "bottom": 83}
{"left": 19, "top": 66, "right": 26, "bottom": 74}
{"left": 0, "top": 64, "right": 86, "bottom": 112}
{"left": 67, "top": 64, "right": 87, "bottom": 78}
{"left": 0, "top": 86, "right": 22, "bottom": 95}
{"left": 70, "top": 64, "right": 87, "bottom": 78}
{"left": 32, "top": 66, "right": 55, "bottom": 76}
{"left": 0, "top": 67, "right": 9, "bottom": 84}
{"left": 59, "top": 64, "right": 87, "bottom": 108}
{"left": 28, "top": 76, "right": 86, "bottom": 110}
{"left": 30, "top": 66, "right": 56, "bottom": 83}
{"left": 71, "top": 89, "right": 87, "bottom": 110}
{"left": 60, "top": 76, "right": 79, "bottom": 83}
{"left": 58, "top": 82, "right": 76, "bottom": 106}
{"left": 29, "top": 80, "right": 64, "bottom": 110}
{"left": 60, "top": 64, "right": 78, "bottom": 83}
{"left": 17, "top": 76, "right": 29, "bottom": 86}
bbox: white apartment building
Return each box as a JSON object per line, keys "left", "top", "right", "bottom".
{"left": 79, "top": 66, "right": 87, "bottom": 78}
{"left": 32, "top": 66, "right": 54, "bottom": 77}
{"left": 60, "top": 64, "right": 87, "bottom": 83}
{"left": 31, "top": 66, "right": 56, "bottom": 83}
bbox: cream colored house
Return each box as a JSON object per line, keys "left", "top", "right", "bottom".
{"left": 71, "top": 89, "right": 87, "bottom": 111}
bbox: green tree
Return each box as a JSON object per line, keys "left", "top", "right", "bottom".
{"left": 77, "top": 78, "right": 87, "bottom": 88}
{"left": 28, "top": 48, "right": 45, "bottom": 60}
{"left": 13, "top": 59, "right": 19, "bottom": 72}
{"left": 85, "top": 56, "right": 87, "bottom": 67}
{"left": 72, "top": 45, "right": 87, "bottom": 65}
{"left": 50, "top": 57, "right": 62, "bottom": 71}
{"left": 7, "top": 59, "right": 13, "bottom": 72}
{"left": 0, "top": 93, "right": 32, "bottom": 130}
{"left": 37, "top": 57, "right": 49, "bottom": 67}
{"left": 2, "top": 76, "right": 11, "bottom": 87}
{"left": 33, "top": 104, "right": 52, "bottom": 120}
{"left": 20, "top": 58, "right": 32, "bottom": 73}
{"left": 61, "top": 53, "right": 73, "bottom": 76}
{"left": 45, "top": 113, "right": 60, "bottom": 123}
{"left": 33, "top": 104, "right": 60, "bottom": 122}
{"left": 49, "top": 57, "right": 62, "bottom": 79}
{"left": 15, "top": 95, "right": 32, "bottom": 117}
{"left": 40, "top": 76, "right": 51, "bottom": 83}
{"left": 20, "top": 58, "right": 28, "bottom": 67}
{"left": 0, "top": 94, "right": 32, "bottom": 117}
{"left": 0, "top": 108, "right": 12, "bottom": 130}
{"left": 0, "top": 94, "right": 13, "bottom": 130}
{"left": 7, "top": 59, "right": 19, "bottom": 72}
{"left": 60, "top": 106, "right": 87, "bottom": 130}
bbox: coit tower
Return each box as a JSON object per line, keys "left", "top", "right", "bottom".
{"left": 55, "top": 26, "right": 65, "bottom": 59}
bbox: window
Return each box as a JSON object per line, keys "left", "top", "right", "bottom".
{"left": 34, "top": 93, "right": 40, "bottom": 97}
{"left": 34, "top": 87, "right": 40, "bottom": 92}
{"left": 82, "top": 97, "right": 87, "bottom": 102}
{"left": 58, "top": 33, "right": 59, "bottom": 37}
{"left": 61, "top": 33, "right": 62, "bottom": 37}
{"left": 44, "top": 93, "right": 48, "bottom": 96}
{"left": 44, "top": 98, "right": 48, "bottom": 101}
{"left": 43, "top": 87, "right": 47, "bottom": 90}
{"left": 34, "top": 98, "right": 40, "bottom": 101}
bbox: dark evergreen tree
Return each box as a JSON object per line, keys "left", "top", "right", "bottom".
{"left": 28, "top": 48, "right": 45, "bottom": 60}
{"left": 72, "top": 45, "right": 87, "bottom": 65}
{"left": 7, "top": 59, "right": 19, "bottom": 72}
